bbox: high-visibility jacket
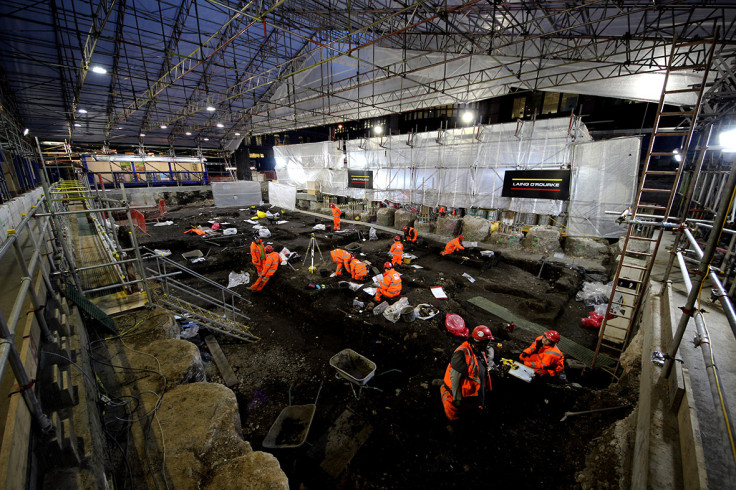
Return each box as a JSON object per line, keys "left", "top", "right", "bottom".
{"left": 332, "top": 205, "right": 341, "bottom": 230}
{"left": 331, "top": 205, "right": 341, "bottom": 219}
{"left": 347, "top": 258, "right": 367, "bottom": 280}
{"left": 250, "top": 239, "right": 265, "bottom": 266}
{"left": 441, "top": 236, "right": 465, "bottom": 256}
{"left": 520, "top": 336, "right": 565, "bottom": 376}
{"left": 390, "top": 241, "right": 404, "bottom": 263}
{"left": 404, "top": 227, "right": 418, "bottom": 243}
{"left": 261, "top": 251, "right": 281, "bottom": 277}
{"left": 376, "top": 268, "right": 401, "bottom": 299}
{"left": 330, "top": 248, "right": 352, "bottom": 274}
{"left": 441, "top": 341, "right": 491, "bottom": 420}
{"left": 438, "top": 206, "right": 446, "bottom": 215}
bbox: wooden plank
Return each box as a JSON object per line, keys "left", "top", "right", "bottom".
{"left": 204, "top": 335, "right": 239, "bottom": 387}
{"left": 92, "top": 291, "right": 148, "bottom": 315}
{"left": 307, "top": 408, "right": 373, "bottom": 478}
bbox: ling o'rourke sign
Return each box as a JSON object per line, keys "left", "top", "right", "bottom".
{"left": 501, "top": 169, "right": 571, "bottom": 200}
{"left": 348, "top": 170, "right": 374, "bottom": 189}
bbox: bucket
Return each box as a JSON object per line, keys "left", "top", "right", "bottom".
{"left": 400, "top": 306, "right": 417, "bottom": 323}
{"left": 403, "top": 257, "right": 412, "bottom": 265}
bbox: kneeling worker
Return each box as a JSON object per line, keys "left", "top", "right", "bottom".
{"left": 441, "top": 234, "right": 465, "bottom": 256}
{"left": 403, "top": 226, "right": 418, "bottom": 243}
{"left": 251, "top": 245, "right": 281, "bottom": 291}
{"left": 441, "top": 325, "right": 493, "bottom": 421}
{"left": 374, "top": 262, "right": 401, "bottom": 302}
{"left": 347, "top": 256, "right": 368, "bottom": 281}
{"left": 519, "top": 330, "right": 565, "bottom": 377}
{"left": 330, "top": 248, "right": 352, "bottom": 275}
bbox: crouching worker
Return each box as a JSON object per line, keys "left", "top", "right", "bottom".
{"left": 403, "top": 226, "right": 418, "bottom": 243}
{"left": 347, "top": 256, "right": 368, "bottom": 281}
{"left": 519, "top": 330, "right": 565, "bottom": 378}
{"left": 441, "top": 234, "right": 465, "bottom": 256}
{"left": 251, "top": 245, "right": 280, "bottom": 291}
{"left": 330, "top": 248, "right": 352, "bottom": 275}
{"left": 374, "top": 262, "right": 401, "bottom": 302}
{"left": 441, "top": 326, "right": 493, "bottom": 421}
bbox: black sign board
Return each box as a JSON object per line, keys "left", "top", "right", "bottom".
{"left": 348, "top": 169, "right": 374, "bottom": 189}
{"left": 501, "top": 169, "right": 571, "bottom": 200}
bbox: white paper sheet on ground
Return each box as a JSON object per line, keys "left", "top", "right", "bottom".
{"left": 223, "top": 228, "right": 237, "bottom": 235}
{"left": 465, "top": 241, "right": 478, "bottom": 248}
{"left": 372, "top": 273, "right": 383, "bottom": 284}
{"left": 153, "top": 220, "right": 174, "bottom": 226}
{"left": 363, "top": 287, "right": 377, "bottom": 296}
{"left": 277, "top": 220, "right": 288, "bottom": 224}
{"left": 431, "top": 286, "right": 448, "bottom": 299}
{"left": 348, "top": 282, "right": 364, "bottom": 291}
{"left": 279, "top": 247, "right": 291, "bottom": 264}
{"left": 191, "top": 257, "right": 205, "bottom": 263}
{"left": 313, "top": 224, "right": 326, "bottom": 230}
{"left": 462, "top": 273, "right": 476, "bottom": 283}
{"left": 227, "top": 271, "right": 250, "bottom": 288}
{"left": 153, "top": 249, "right": 172, "bottom": 257}
{"left": 403, "top": 253, "right": 417, "bottom": 259}
{"left": 502, "top": 359, "right": 536, "bottom": 383}
{"left": 245, "top": 219, "right": 258, "bottom": 224}
{"left": 411, "top": 265, "right": 423, "bottom": 269}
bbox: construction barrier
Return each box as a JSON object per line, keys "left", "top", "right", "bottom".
{"left": 130, "top": 209, "right": 147, "bottom": 235}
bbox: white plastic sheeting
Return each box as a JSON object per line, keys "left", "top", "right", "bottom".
{"left": 271, "top": 141, "right": 345, "bottom": 195}
{"left": 212, "top": 181, "right": 262, "bottom": 207}
{"left": 567, "top": 138, "right": 640, "bottom": 238}
{"left": 268, "top": 182, "right": 297, "bottom": 211}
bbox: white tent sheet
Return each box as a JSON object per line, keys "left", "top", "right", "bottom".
{"left": 268, "top": 182, "right": 297, "bottom": 211}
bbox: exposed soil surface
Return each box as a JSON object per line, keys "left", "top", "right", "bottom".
{"left": 129, "top": 202, "right": 637, "bottom": 488}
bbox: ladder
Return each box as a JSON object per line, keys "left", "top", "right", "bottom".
{"left": 592, "top": 36, "right": 717, "bottom": 375}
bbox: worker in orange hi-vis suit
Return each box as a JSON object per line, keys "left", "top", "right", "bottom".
{"left": 374, "top": 262, "right": 402, "bottom": 302}
{"left": 441, "top": 235, "right": 465, "bottom": 256}
{"left": 347, "top": 256, "right": 368, "bottom": 281}
{"left": 330, "top": 248, "right": 352, "bottom": 275}
{"left": 330, "top": 203, "right": 341, "bottom": 231}
{"left": 251, "top": 245, "right": 280, "bottom": 291}
{"left": 250, "top": 234, "right": 266, "bottom": 274}
{"left": 389, "top": 236, "right": 404, "bottom": 266}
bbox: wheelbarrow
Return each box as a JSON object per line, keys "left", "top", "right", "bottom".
{"left": 262, "top": 383, "right": 322, "bottom": 449}
{"left": 330, "top": 348, "right": 380, "bottom": 399}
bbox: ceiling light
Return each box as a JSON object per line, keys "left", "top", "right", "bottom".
{"left": 117, "top": 127, "right": 123, "bottom": 130}
{"left": 23, "top": 128, "right": 29, "bottom": 136}
{"left": 234, "top": 132, "right": 241, "bottom": 136}
{"left": 140, "top": 133, "right": 146, "bottom": 137}
{"left": 203, "top": 138, "right": 210, "bottom": 141}
{"left": 186, "top": 132, "right": 192, "bottom": 136}
{"left": 337, "top": 124, "right": 343, "bottom": 129}
{"left": 206, "top": 106, "right": 216, "bottom": 112}
{"left": 673, "top": 148, "right": 682, "bottom": 162}
{"left": 91, "top": 66, "right": 107, "bottom": 74}
{"left": 74, "top": 123, "right": 81, "bottom": 127}
{"left": 719, "top": 128, "right": 736, "bottom": 152}
{"left": 374, "top": 125, "right": 384, "bottom": 135}
{"left": 216, "top": 123, "right": 224, "bottom": 128}
{"left": 461, "top": 110, "right": 475, "bottom": 124}
{"left": 160, "top": 125, "right": 167, "bottom": 129}
{"left": 78, "top": 109, "right": 88, "bottom": 114}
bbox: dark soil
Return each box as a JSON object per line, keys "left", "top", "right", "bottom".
{"left": 131, "top": 203, "right": 635, "bottom": 488}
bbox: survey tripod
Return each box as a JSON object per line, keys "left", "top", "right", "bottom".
{"left": 306, "top": 233, "right": 324, "bottom": 274}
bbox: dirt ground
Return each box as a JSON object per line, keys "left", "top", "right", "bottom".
{"left": 127, "top": 202, "right": 638, "bottom": 488}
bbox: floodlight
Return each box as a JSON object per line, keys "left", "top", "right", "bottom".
{"left": 140, "top": 133, "right": 146, "bottom": 137}
{"left": 374, "top": 125, "right": 384, "bottom": 135}
{"left": 461, "top": 110, "right": 475, "bottom": 124}
{"left": 216, "top": 123, "right": 224, "bottom": 128}
{"left": 91, "top": 66, "right": 107, "bottom": 74}
{"left": 23, "top": 128, "right": 29, "bottom": 136}
{"left": 719, "top": 128, "right": 736, "bottom": 152}
{"left": 185, "top": 132, "right": 192, "bottom": 136}
{"left": 235, "top": 132, "right": 241, "bottom": 136}
{"left": 74, "top": 123, "right": 81, "bottom": 127}
{"left": 206, "top": 106, "right": 216, "bottom": 112}
{"left": 78, "top": 109, "right": 88, "bottom": 114}
{"left": 673, "top": 148, "right": 682, "bottom": 162}
{"left": 160, "top": 125, "right": 167, "bottom": 129}
{"left": 204, "top": 138, "right": 210, "bottom": 141}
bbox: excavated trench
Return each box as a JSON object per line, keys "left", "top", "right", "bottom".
{"left": 123, "top": 204, "right": 635, "bottom": 487}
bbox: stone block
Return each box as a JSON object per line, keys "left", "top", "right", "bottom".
{"left": 309, "top": 201, "right": 321, "bottom": 211}
{"left": 565, "top": 236, "right": 612, "bottom": 259}
{"left": 414, "top": 221, "right": 434, "bottom": 234}
{"left": 488, "top": 231, "right": 524, "bottom": 249}
{"left": 522, "top": 225, "right": 561, "bottom": 254}
{"left": 435, "top": 217, "right": 462, "bottom": 237}
{"left": 394, "top": 209, "right": 416, "bottom": 230}
{"left": 359, "top": 212, "right": 375, "bottom": 223}
{"left": 462, "top": 215, "right": 490, "bottom": 242}
{"left": 376, "top": 208, "right": 396, "bottom": 227}
{"left": 205, "top": 452, "right": 289, "bottom": 490}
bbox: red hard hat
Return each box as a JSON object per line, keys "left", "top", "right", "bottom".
{"left": 395, "top": 236, "right": 401, "bottom": 241}
{"left": 403, "top": 226, "right": 408, "bottom": 232}
{"left": 330, "top": 203, "right": 335, "bottom": 208}
{"left": 265, "top": 245, "right": 273, "bottom": 253}
{"left": 544, "top": 330, "right": 561, "bottom": 343}
{"left": 458, "top": 234, "right": 465, "bottom": 241}
{"left": 383, "top": 262, "right": 392, "bottom": 270}
{"left": 472, "top": 325, "right": 493, "bottom": 342}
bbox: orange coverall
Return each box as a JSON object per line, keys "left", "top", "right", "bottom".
{"left": 519, "top": 336, "right": 565, "bottom": 376}
{"left": 250, "top": 238, "right": 266, "bottom": 274}
{"left": 389, "top": 241, "right": 404, "bottom": 266}
{"left": 441, "top": 237, "right": 465, "bottom": 256}
{"left": 374, "top": 268, "right": 401, "bottom": 301}
{"left": 330, "top": 248, "right": 352, "bottom": 275}
{"left": 251, "top": 251, "right": 280, "bottom": 291}
{"left": 332, "top": 205, "right": 341, "bottom": 231}
{"left": 404, "top": 227, "right": 418, "bottom": 243}
{"left": 347, "top": 258, "right": 368, "bottom": 281}
{"left": 440, "top": 341, "right": 491, "bottom": 421}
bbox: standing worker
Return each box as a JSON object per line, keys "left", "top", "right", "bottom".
{"left": 438, "top": 206, "right": 447, "bottom": 217}
{"left": 403, "top": 226, "right": 418, "bottom": 243}
{"left": 251, "top": 245, "right": 280, "bottom": 291}
{"left": 250, "top": 234, "right": 266, "bottom": 274}
{"left": 441, "top": 234, "right": 465, "bottom": 256}
{"left": 330, "top": 248, "right": 352, "bottom": 276}
{"left": 519, "top": 330, "right": 565, "bottom": 378}
{"left": 374, "top": 262, "right": 402, "bottom": 302}
{"left": 330, "top": 202, "right": 341, "bottom": 231}
{"left": 389, "top": 236, "right": 404, "bottom": 266}
{"left": 440, "top": 325, "right": 494, "bottom": 421}
{"left": 347, "top": 256, "right": 368, "bottom": 281}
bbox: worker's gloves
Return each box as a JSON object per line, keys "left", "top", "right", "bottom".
{"left": 519, "top": 352, "right": 528, "bottom": 359}
{"left": 452, "top": 399, "right": 462, "bottom": 408}
{"left": 374, "top": 295, "right": 381, "bottom": 301}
